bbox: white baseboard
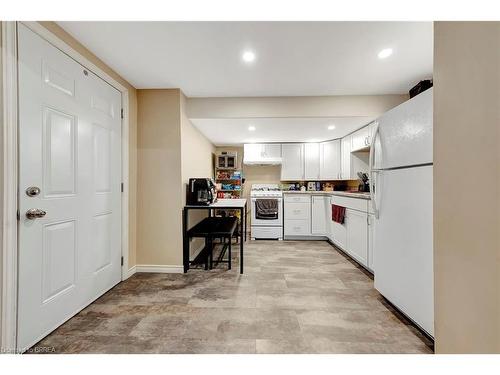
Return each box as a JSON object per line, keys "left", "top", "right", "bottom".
{"left": 135, "top": 264, "right": 184, "bottom": 274}
{"left": 123, "top": 265, "right": 137, "bottom": 279}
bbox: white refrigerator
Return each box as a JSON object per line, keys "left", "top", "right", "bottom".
{"left": 369, "top": 88, "right": 434, "bottom": 337}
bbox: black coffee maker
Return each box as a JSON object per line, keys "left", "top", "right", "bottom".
{"left": 186, "top": 178, "right": 217, "bottom": 205}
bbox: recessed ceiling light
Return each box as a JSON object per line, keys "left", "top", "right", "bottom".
{"left": 242, "top": 50, "right": 256, "bottom": 63}
{"left": 378, "top": 48, "right": 393, "bottom": 59}
{"left": 328, "top": 125, "right": 336, "bottom": 130}
{"left": 248, "top": 125, "right": 256, "bottom": 131}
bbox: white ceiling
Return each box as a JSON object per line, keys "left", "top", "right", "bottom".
{"left": 57, "top": 21, "right": 433, "bottom": 97}
{"left": 190, "top": 117, "right": 375, "bottom": 145}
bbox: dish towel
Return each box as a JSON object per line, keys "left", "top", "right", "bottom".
{"left": 255, "top": 198, "right": 279, "bottom": 220}
{"left": 332, "top": 204, "right": 346, "bottom": 224}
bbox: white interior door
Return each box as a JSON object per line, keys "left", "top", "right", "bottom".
{"left": 17, "top": 24, "right": 122, "bottom": 350}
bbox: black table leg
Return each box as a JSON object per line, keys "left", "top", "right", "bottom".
{"left": 240, "top": 207, "right": 244, "bottom": 274}
{"left": 244, "top": 202, "right": 247, "bottom": 242}
{"left": 209, "top": 237, "right": 214, "bottom": 270}
{"left": 183, "top": 208, "right": 189, "bottom": 273}
{"left": 204, "top": 237, "right": 209, "bottom": 270}
{"left": 228, "top": 236, "right": 232, "bottom": 270}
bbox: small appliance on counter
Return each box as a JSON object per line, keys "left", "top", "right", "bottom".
{"left": 322, "top": 182, "right": 334, "bottom": 191}
{"left": 307, "top": 181, "right": 317, "bottom": 191}
{"left": 186, "top": 178, "right": 217, "bottom": 205}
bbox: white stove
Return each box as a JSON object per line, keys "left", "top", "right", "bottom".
{"left": 250, "top": 184, "right": 283, "bottom": 240}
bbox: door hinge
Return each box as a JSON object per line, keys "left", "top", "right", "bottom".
{"left": 121, "top": 256, "right": 124, "bottom": 266}
{"left": 121, "top": 108, "right": 124, "bottom": 119}
{"left": 121, "top": 182, "right": 124, "bottom": 192}
{"left": 16, "top": 209, "right": 20, "bottom": 221}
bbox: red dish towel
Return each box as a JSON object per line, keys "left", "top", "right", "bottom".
{"left": 332, "top": 204, "right": 346, "bottom": 224}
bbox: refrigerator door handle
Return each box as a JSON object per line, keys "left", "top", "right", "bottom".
{"left": 369, "top": 121, "right": 380, "bottom": 218}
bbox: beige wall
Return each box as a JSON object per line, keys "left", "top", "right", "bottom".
{"left": 38, "top": 22, "right": 139, "bottom": 267}
{"left": 181, "top": 92, "right": 216, "bottom": 257}
{"left": 434, "top": 21, "right": 500, "bottom": 353}
{"left": 137, "top": 89, "right": 183, "bottom": 266}
{"left": 188, "top": 94, "right": 408, "bottom": 119}
{"left": 137, "top": 89, "right": 215, "bottom": 266}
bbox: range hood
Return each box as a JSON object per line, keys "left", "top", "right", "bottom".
{"left": 243, "top": 143, "right": 282, "bottom": 165}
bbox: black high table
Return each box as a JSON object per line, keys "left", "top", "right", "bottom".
{"left": 183, "top": 199, "right": 247, "bottom": 274}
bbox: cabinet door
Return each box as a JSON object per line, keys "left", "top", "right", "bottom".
{"left": 367, "top": 213, "right": 374, "bottom": 271}
{"left": 311, "top": 196, "right": 328, "bottom": 235}
{"left": 263, "top": 143, "right": 282, "bottom": 159}
{"left": 341, "top": 135, "right": 352, "bottom": 179}
{"left": 281, "top": 143, "right": 304, "bottom": 180}
{"left": 304, "top": 143, "right": 320, "bottom": 180}
{"left": 243, "top": 143, "right": 263, "bottom": 163}
{"left": 351, "top": 126, "right": 370, "bottom": 152}
{"left": 365, "top": 122, "right": 376, "bottom": 148}
{"left": 345, "top": 209, "right": 368, "bottom": 267}
{"left": 319, "top": 140, "right": 341, "bottom": 180}
{"left": 331, "top": 220, "right": 347, "bottom": 249}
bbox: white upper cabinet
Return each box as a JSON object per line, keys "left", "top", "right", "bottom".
{"left": 341, "top": 135, "right": 352, "bottom": 179}
{"left": 351, "top": 125, "right": 371, "bottom": 152}
{"left": 304, "top": 143, "right": 320, "bottom": 180}
{"left": 365, "top": 122, "right": 376, "bottom": 147}
{"left": 281, "top": 143, "right": 304, "bottom": 180}
{"left": 244, "top": 143, "right": 282, "bottom": 165}
{"left": 319, "top": 139, "right": 341, "bottom": 180}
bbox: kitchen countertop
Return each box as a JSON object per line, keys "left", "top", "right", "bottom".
{"left": 282, "top": 190, "right": 371, "bottom": 200}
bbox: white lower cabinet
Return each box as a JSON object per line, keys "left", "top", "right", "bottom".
{"left": 329, "top": 195, "right": 372, "bottom": 271}
{"left": 330, "top": 220, "right": 347, "bottom": 249}
{"left": 367, "top": 213, "right": 374, "bottom": 271}
{"left": 311, "top": 195, "right": 329, "bottom": 235}
{"left": 284, "top": 194, "right": 311, "bottom": 237}
{"left": 345, "top": 209, "right": 368, "bottom": 266}
{"left": 284, "top": 219, "right": 310, "bottom": 236}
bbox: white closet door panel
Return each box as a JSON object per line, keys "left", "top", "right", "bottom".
{"left": 17, "top": 24, "right": 122, "bottom": 350}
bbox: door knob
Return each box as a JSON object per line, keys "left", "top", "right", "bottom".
{"left": 25, "top": 186, "right": 41, "bottom": 197}
{"left": 26, "top": 208, "right": 47, "bottom": 220}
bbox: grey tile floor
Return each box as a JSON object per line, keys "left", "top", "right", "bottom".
{"left": 32, "top": 240, "right": 433, "bottom": 353}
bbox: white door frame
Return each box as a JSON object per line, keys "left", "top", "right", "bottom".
{"left": 1, "top": 21, "right": 131, "bottom": 352}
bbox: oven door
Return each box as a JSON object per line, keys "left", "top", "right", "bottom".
{"left": 251, "top": 197, "right": 283, "bottom": 226}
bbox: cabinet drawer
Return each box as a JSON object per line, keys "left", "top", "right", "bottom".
{"left": 284, "top": 202, "right": 310, "bottom": 220}
{"left": 284, "top": 219, "right": 310, "bottom": 236}
{"left": 284, "top": 194, "right": 311, "bottom": 203}
{"left": 331, "top": 195, "right": 368, "bottom": 212}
